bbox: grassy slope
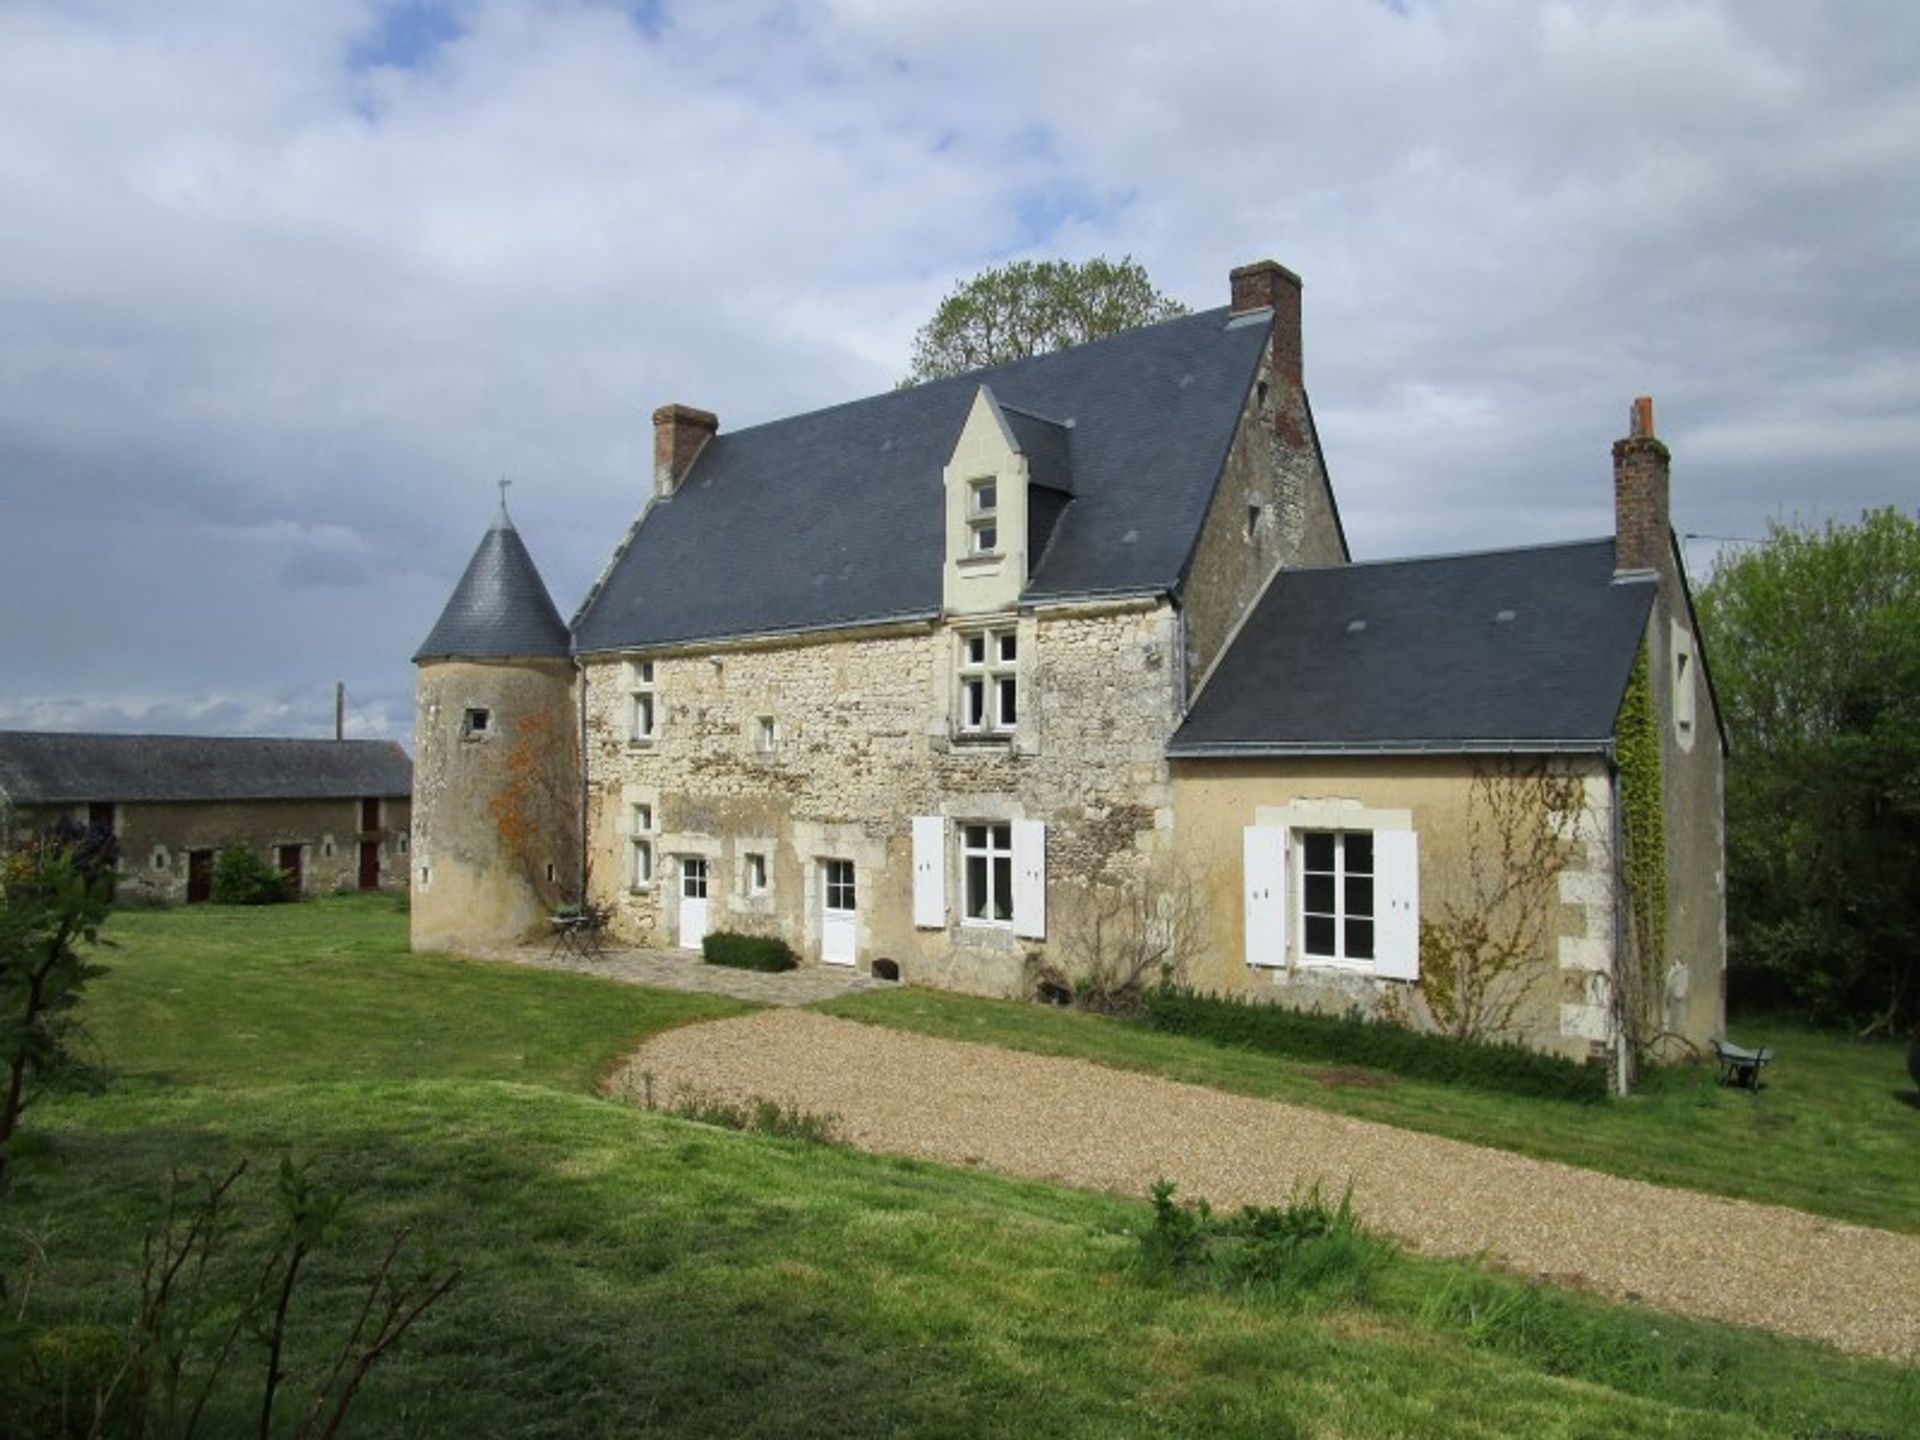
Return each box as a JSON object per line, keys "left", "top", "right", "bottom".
{"left": 818, "top": 988, "right": 1920, "bottom": 1234}
{"left": 6, "top": 897, "right": 1912, "bottom": 1437}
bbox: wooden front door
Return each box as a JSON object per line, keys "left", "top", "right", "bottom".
{"left": 361, "top": 798, "right": 380, "bottom": 831}
{"left": 277, "top": 844, "right": 303, "bottom": 894}
{"left": 358, "top": 841, "right": 381, "bottom": 891}
{"left": 187, "top": 849, "right": 214, "bottom": 904}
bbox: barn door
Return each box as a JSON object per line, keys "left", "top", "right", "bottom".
{"left": 187, "top": 849, "right": 214, "bottom": 904}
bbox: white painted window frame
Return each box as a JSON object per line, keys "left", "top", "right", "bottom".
{"left": 959, "top": 821, "right": 1015, "bottom": 927}
{"left": 957, "top": 626, "right": 1017, "bottom": 738}
{"left": 628, "top": 659, "right": 657, "bottom": 743}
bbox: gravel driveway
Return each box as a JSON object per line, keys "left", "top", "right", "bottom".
{"left": 621, "top": 1010, "right": 1920, "bottom": 1362}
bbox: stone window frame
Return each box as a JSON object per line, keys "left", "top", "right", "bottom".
{"left": 743, "top": 850, "right": 770, "bottom": 897}
{"left": 628, "top": 802, "right": 654, "bottom": 892}
{"left": 966, "top": 477, "right": 1000, "bottom": 557}
{"left": 628, "top": 659, "right": 657, "bottom": 744}
{"left": 956, "top": 625, "right": 1018, "bottom": 739}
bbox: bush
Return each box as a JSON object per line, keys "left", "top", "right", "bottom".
{"left": 701, "top": 931, "right": 797, "bottom": 973}
{"left": 209, "top": 845, "right": 294, "bottom": 905}
{"left": 1142, "top": 986, "right": 1609, "bottom": 1103}
{"left": 1134, "top": 1180, "right": 1391, "bottom": 1305}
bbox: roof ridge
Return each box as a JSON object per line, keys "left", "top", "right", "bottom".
{"left": 1282, "top": 534, "right": 1620, "bottom": 577}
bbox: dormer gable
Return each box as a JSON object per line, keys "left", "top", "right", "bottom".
{"left": 941, "top": 385, "right": 1073, "bottom": 616}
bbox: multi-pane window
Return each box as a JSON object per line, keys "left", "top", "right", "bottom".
{"left": 959, "top": 628, "right": 1017, "bottom": 736}
{"left": 629, "top": 803, "right": 653, "bottom": 890}
{"left": 824, "top": 858, "right": 855, "bottom": 912}
{"left": 968, "top": 478, "right": 998, "bottom": 555}
{"left": 961, "top": 823, "right": 1013, "bottom": 924}
{"left": 1300, "top": 830, "right": 1374, "bottom": 963}
{"left": 629, "top": 660, "right": 656, "bottom": 741}
{"left": 682, "top": 857, "right": 708, "bottom": 899}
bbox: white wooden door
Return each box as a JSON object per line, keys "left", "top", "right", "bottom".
{"left": 821, "top": 858, "right": 857, "bottom": 966}
{"left": 678, "top": 857, "right": 709, "bottom": 949}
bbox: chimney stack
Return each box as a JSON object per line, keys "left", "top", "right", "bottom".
{"left": 1612, "top": 395, "right": 1671, "bottom": 574}
{"left": 653, "top": 404, "right": 718, "bottom": 499}
{"left": 1230, "top": 258, "right": 1305, "bottom": 445}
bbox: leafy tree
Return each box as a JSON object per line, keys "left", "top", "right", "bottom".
{"left": 1697, "top": 508, "right": 1920, "bottom": 1034}
{"left": 903, "top": 255, "right": 1189, "bottom": 384}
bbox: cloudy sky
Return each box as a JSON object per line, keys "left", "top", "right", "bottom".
{"left": 3, "top": 1, "right": 1915, "bottom": 744}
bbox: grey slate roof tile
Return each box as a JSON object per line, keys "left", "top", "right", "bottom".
{"left": 0, "top": 732, "right": 412, "bottom": 805}
{"left": 414, "top": 509, "right": 571, "bottom": 662}
{"left": 1170, "top": 538, "right": 1655, "bottom": 754}
{"left": 572, "top": 307, "right": 1270, "bottom": 652}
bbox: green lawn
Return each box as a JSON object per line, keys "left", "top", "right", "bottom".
{"left": 4, "top": 896, "right": 1912, "bottom": 1437}
{"left": 818, "top": 988, "right": 1920, "bottom": 1234}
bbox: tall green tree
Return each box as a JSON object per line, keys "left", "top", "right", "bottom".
{"left": 903, "top": 255, "right": 1188, "bottom": 385}
{"left": 1697, "top": 508, "right": 1920, "bottom": 1033}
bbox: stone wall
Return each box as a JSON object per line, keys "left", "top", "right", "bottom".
{"left": 5, "top": 796, "right": 409, "bottom": 903}
{"left": 412, "top": 657, "right": 580, "bottom": 952}
{"left": 1180, "top": 352, "right": 1347, "bottom": 693}
{"left": 583, "top": 600, "right": 1182, "bottom": 992}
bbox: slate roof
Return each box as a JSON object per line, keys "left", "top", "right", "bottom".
{"left": 414, "top": 508, "right": 571, "bottom": 662}
{"left": 1169, "top": 538, "right": 1655, "bottom": 755}
{"left": 573, "top": 306, "right": 1271, "bottom": 652}
{"left": 0, "top": 732, "right": 413, "bottom": 805}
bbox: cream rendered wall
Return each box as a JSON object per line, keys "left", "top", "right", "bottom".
{"left": 1170, "top": 755, "right": 1619, "bottom": 1061}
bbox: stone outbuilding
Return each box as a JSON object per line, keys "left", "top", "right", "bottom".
{"left": 0, "top": 731, "right": 412, "bottom": 901}
{"left": 409, "top": 259, "right": 1726, "bottom": 1069}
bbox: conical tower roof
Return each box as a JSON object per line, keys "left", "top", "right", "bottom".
{"left": 414, "top": 503, "right": 572, "bottom": 662}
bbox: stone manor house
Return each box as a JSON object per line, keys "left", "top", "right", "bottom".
{"left": 412, "top": 259, "right": 1725, "bottom": 1063}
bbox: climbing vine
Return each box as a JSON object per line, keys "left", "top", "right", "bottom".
{"left": 1613, "top": 643, "right": 1667, "bottom": 1082}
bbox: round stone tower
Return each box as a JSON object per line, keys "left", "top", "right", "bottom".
{"left": 411, "top": 499, "right": 579, "bottom": 952}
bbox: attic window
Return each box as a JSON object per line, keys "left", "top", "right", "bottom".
{"left": 461, "top": 707, "right": 491, "bottom": 739}
{"left": 968, "top": 478, "right": 999, "bottom": 556}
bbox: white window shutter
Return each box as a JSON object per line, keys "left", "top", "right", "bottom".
{"left": 1243, "top": 826, "right": 1288, "bottom": 967}
{"left": 912, "top": 816, "right": 946, "bottom": 929}
{"left": 1374, "top": 829, "right": 1421, "bottom": 981}
{"left": 1012, "top": 819, "right": 1047, "bottom": 939}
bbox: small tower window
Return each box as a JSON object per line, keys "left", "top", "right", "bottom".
{"left": 1246, "top": 504, "right": 1262, "bottom": 541}
{"left": 755, "top": 716, "right": 778, "bottom": 753}
{"left": 462, "top": 707, "right": 492, "bottom": 740}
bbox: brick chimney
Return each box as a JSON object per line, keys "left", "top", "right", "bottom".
{"left": 1230, "top": 259, "right": 1305, "bottom": 446}
{"left": 1612, "top": 395, "right": 1670, "bottom": 574}
{"left": 652, "top": 404, "right": 718, "bottom": 499}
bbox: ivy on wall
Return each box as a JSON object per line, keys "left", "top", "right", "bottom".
{"left": 1615, "top": 643, "right": 1667, "bottom": 1062}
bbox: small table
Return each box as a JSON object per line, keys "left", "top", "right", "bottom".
{"left": 549, "top": 912, "right": 607, "bottom": 962}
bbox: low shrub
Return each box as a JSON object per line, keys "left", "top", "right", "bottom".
{"left": 701, "top": 931, "right": 797, "bottom": 973}
{"left": 209, "top": 845, "right": 294, "bottom": 905}
{"left": 1134, "top": 1180, "right": 1391, "bottom": 1305}
{"left": 662, "top": 1083, "right": 842, "bottom": 1144}
{"left": 1142, "top": 986, "right": 1609, "bottom": 1103}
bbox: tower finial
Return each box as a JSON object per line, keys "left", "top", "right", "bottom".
{"left": 492, "top": 475, "right": 513, "bottom": 529}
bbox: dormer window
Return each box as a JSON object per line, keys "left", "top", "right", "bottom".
{"left": 968, "top": 479, "right": 999, "bottom": 556}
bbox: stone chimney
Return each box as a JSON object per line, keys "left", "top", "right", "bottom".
{"left": 652, "top": 404, "right": 718, "bottom": 499}
{"left": 1612, "top": 396, "right": 1671, "bottom": 574}
{"left": 1230, "top": 259, "right": 1305, "bottom": 445}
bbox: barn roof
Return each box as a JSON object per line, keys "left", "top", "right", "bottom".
{"left": 0, "top": 732, "right": 413, "bottom": 805}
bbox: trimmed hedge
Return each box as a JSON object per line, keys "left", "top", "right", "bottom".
{"left": 702, "top": 931, "right": 798, "bottom": 973}
{"left": 1141, "top": 986, "right": 1609, "bottom": 1103}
